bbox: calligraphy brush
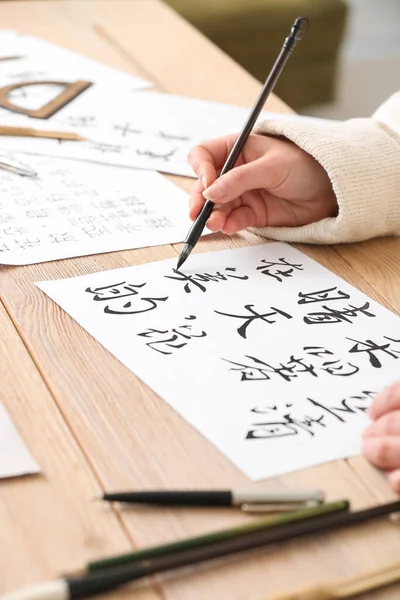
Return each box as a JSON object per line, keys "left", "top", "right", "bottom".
{"left": 87, "top": 499, "right": 340, "bottom": 572}
{"left": 2, "top": 501, "right": 348, "bottom": 600}
{"left": 270, "top": 558, "right": 400, "bottom": 599}
{"left": 176, "top": 15, "right": 309, "bottom": 270}
{"left": 0, "top": 125, "right": 86, "bottom": 141}
{"left": 6, "top": 499, "right": 400, "bottom": 600}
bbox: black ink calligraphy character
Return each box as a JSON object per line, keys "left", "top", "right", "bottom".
{"left": 137, "top": 315, "right": 206, "bottom": 354}
{"left": 81, "top": 225, "right": 111, "bottom": 238}
{"left": 246, "top": 423, "right": 299, "bottom": 439}
{"left": 104, "top": 296, "right": 168, "bottom": 315}
{"left": 114, "top": 122, "right": 141, "bottom": 137}
{"left": 165, "top": 267, "right": 248, "bottom": 294}
{"left": 86, "top": 281, "right": 169, "bottom": 315}
{"left": 67, "top": 115, "right": 96, "bottom": 128}
{"left": 298, "top": 286, "right": 351, "bottom": 304}
{"left": 145, "top": 216, "right": 173, "bottom": 229}
{"left": 2, "top": 226, "right": 28, "bottom": 236}
{"left": 304, "top": 302, "right": 376, "bottom": 325}
{"left": 347, "top": 336, "right": 400, "bottom": 368}
{"left": 215, "top": 304, "right": 292, "bottom": 339}
{"left": 256, "top": 257, "right": 303, "bottom": 282}
{"left": 319, "top": 359, "right": 359, "bottom": 377}
{"left": 158, "top": 131, "right": 190, "bottom": 141}
{"left": 136, "top": 148, "right": 177, "bottom": 161}
{"left": 0, "top": 242, "right": 10, "bottom": 252}
{"left": 251, "top": 404, "right": 293, "bottom": 414}
{"left": 0, "top": 214, "right": 14, "bottom": 224}
{"left": 308, "top": 392, "right": 376, "bottom": 421}
{"left": 26, "top": 208, "right": 52, "bottom": 219}
{"left": 303, "top": 346, "right": 359, "bottom": 377}
{"left": 116, "top": 222, "right": 143, "bottom": 234}
{"left": 121, "top": 196, "right": 145, "bottom": 207}
{"left": 86, "top": 282, "right": 146, "bottom": 301}
{"left": 89, "top": 142, "right": 124, "bottom": 154}
{"left": 17, "top": 238, "right": 41, "bottom": 250}
{"left": 47, "top": 232, "right": 76, "bottom": 244}
{"left": 131, "top": 206, "right": 152, "bottom": 217}
{"left": 247, "top": 410, "right": 326, "bottom": 440}
{"left": 286, "top": 356, "right": 317, "bottom": 377}
{"left": 303, "top": 346, "right": 334, "bottom": 357}
{"left": 223, "top": 356, "right": 296, "bottom": 382}
{"left": 58, "top": 204, "right": 84, "bottom": 217}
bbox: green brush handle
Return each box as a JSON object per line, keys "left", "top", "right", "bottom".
{"left": 89, "top": 500, "right": 349, "bottom": 571}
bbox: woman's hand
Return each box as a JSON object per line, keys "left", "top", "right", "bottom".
{"left": 188, "top": 133, "right": 338, "bottom": 234}
{"left": 363, "top": 382, "right": 400, "bottom": 492}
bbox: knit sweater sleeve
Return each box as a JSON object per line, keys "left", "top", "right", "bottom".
{"left": 250, "top": 92, "right": 400, "bottom": 244}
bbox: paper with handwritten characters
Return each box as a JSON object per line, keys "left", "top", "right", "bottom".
{"left": 0, "top": 90, "right": 313, "bottom": 177}
{"left": 0, "top": 120, "right": 196, "bottom": 177}
{"left": 0, "top": 402, "right": 38, "bottom": 478}
{"left": 37, "top": 243, "right": 400, "bottom": 480}
{"left": 0, "top": 152, "right": 192, "bottom": 265}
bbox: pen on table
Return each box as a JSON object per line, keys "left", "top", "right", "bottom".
{"left": 88, "top": 497, "right": 337, "bottom": 573}
{"left": 176, "top": 15, "right": 309, "bottom": 270}
{"left": 7, "top": 499, "right": 400, "bottom": 600}
{"left": 99, "top": 488, "right": 325, "bottom": 510}
{"left": 0, "top": 155, "right": 37, "bottom": 177}
{"left": 2, "top": 500, "right": 348, "bottom": 600}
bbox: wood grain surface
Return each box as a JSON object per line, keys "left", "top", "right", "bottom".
{"left": 1, "top": 2, "right": 399, "bottom": 598}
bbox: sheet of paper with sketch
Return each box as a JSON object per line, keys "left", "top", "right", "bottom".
{"left": 37, "top": 242, "right": 400, "bottom": 480}
{"left": 0, "top": 82, "right": 313, "bottom": 177}
{"left": 0, "top": 34, "right": 151, "bottom": 114}
{"left": 0, "top": 152, "right": 195, "bottom": 265}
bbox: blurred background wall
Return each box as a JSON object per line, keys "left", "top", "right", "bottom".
{"left": 165, "top": 0, "right": 400, "bottom": 120}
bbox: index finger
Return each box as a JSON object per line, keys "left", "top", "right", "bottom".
{"left": 187, "top": 134, "right": 239, "bottom": 188}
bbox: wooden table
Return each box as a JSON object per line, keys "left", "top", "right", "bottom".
{"left": 1, "top": 2, "right": 400, "bottom": 598}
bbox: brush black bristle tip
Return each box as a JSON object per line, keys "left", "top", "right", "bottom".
{"left": 176, "top": 243, "right": 192, "bottom": 270}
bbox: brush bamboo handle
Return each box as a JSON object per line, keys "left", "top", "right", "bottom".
{"left": 0, "top": 125, "right": 85, "bottom": 141}
{"left": 271, "top": 560, "right": 400, "bottom": 599}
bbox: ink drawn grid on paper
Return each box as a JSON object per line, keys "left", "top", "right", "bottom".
{"left": 37, "top": 243, "right": 400, "bottom": 480}
{"left": 0, "top": 152, "right": 193, "bottom": 265}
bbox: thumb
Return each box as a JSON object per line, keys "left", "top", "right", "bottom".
{"left": 202, "top": 158, "right": 271, "bottom": 204}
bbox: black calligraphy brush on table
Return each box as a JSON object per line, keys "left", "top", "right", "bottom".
{"left": 7, "top": 499, "right": 400, "bottom": 600}
{"left": 176, "top": 16, "right": 309, "bottom": 270}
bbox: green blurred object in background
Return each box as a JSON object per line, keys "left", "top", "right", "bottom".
{"left": 164, "top": 0, "right": 348, "bottom": 109}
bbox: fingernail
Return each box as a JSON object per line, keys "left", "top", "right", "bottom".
{"left": 201, "top": 175, "right": 207, "bottom": 189}
{"left": 203, "top": 183, "right": 223, "bottom": 202}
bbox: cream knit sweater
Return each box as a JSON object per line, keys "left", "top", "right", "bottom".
{"left": 252, "top": 92, "right": 400, "bottom": 244}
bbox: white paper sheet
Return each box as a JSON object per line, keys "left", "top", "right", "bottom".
{"left": 0, "top": 34, "right": 152, "bottom": 102}
{"left": 0, "top": 402, "right": 38, "bottom": 478}
{"left": 17, "top": 35, "right": 152, "bottom": 91}
{"left": 0, "top": 88, "right": 313, "bottom": 177}
{"left": 0, "top": 152, "right": 193, "bottom": 265}
{"left": 37, "top": 243, "right": 400, "bottom": 480}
